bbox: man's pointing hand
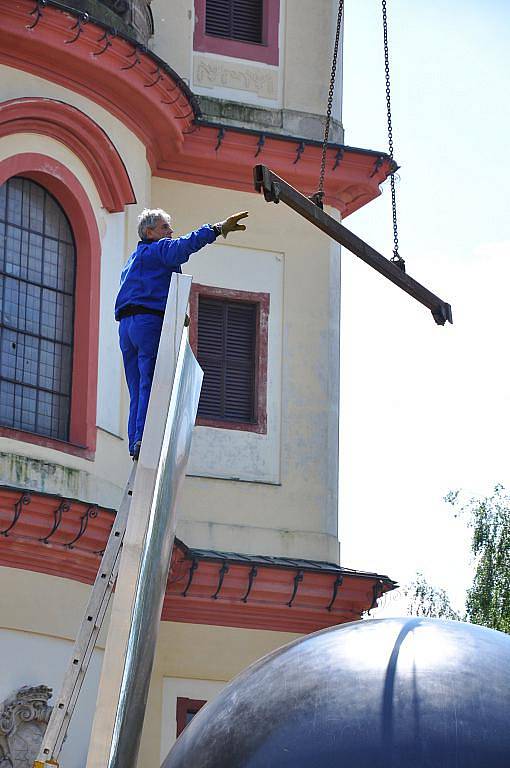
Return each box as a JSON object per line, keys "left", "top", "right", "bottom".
{"left": 218, "top": 211, "right": 249, "bottom": 238}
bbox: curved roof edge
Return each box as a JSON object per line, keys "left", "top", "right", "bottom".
{"left": 0, "top": 484, "right": 397, "bottom": 633}
{"left": 45, "top": 0, "right": 201, "bottom": 118}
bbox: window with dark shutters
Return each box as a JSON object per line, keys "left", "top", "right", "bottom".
{"left": 197, "top": 297, "right": 257, "bottom": 424}
{"left": 205, "top": 0, "right": 264, "bottom": 44}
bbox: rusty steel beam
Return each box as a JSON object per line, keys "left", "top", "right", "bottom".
{"left": 254, "top": 165, "right": 452, "bottom": 326}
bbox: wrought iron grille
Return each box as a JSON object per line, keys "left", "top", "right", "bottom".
{"left": 0, "top": 177, "right": 76, "bottom": 440}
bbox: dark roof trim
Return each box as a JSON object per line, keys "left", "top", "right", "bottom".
{"left": 176, "top": 538, "right": 397, "bottom": 586}
{"left": 194, "top": 119, "right": 400, "bottom": 170}
{"left": 0, "top": 483, "right": 117, "bottom": 514}
{"left": 43, "top": 0, "right": 201, "bottom": 118}
{"left": 0, "top": 483, "right": 396, "bottom": 587}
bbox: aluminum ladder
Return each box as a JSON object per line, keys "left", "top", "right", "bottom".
{"left": 33, "top": 464, "right": 137, "bottom": 768}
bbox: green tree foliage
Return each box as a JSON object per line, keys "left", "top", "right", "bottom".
{"left": 404, "top": 571, "right": 460, "bottom": 621}
{"left": 446, "top": 484, "right": 510, "bottom": 634}
{"left": 405, "top": 486, "right": 510, "bottom": 633}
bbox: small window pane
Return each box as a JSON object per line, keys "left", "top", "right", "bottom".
{"left": 60, "top": 346, "right": 72, "bottom": 394}
{"left": 7, "top": 178, "right": 22, "bottom": 227}
{"left": 28, "top": 181, "right": 45, "bottom": 233}
{"left": 42, "top": 237, "right": 60, "bottom": 289}
{"left": 0, "top": 221, "right": 5, "bottom": 271}
{"left": 5, "top": 226, "right": 22, "bottom": 277}
{"left": 28, "top": 232, "right": 43, "bottom": 283}
{"left": 44, "top": 195, "right": 62, "bottom": 238}
{"left": 61, "top": 242, "right": 75, "bottom": 293}
{"left": 0, "top": 183, "right": 6, "bottom": 217}
{"left": 0, "top": 177, "right": 75, "bottom": 440}
{"left": 20, "top": 385, "right": 37, "bottom": 432}
{"left": 25, "top": 284, "right": 42, "bottom": 336}
{"left": 0, "top": 380, "right": 14, "bottom": 423}
{"left": 3, "top": 277, "right": 22, "bottom": 327}
{"left": 1, "top": 328, "right": 17, "bottom": 381}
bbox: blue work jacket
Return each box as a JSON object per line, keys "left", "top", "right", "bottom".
{"left": 115, "top": 224, "right": 218, "bottom": 320}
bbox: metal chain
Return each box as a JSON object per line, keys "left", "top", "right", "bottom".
{"left": 382, "top": 0, "right": 405, "bottom": 270}
{"left": 317, "top": 0, "right": 344, "bottom": 203}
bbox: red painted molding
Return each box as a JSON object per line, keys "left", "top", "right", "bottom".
{"left": 0, "top": 487, "right": 112, "bottom": 582}
{"left": 0, "top": 154, "right": 100, "bottom": 455}
{"left": 0, "top": 0, "right": 393, "bottom": 215}
{"left": 0, "top": 99, "right": 136, "bottom": 213}
{"left": 0, "top": 0, "right": 193, "bottom": 169}
{"left": 167, "top": 125, "right": 392, "bottom": 217}
{"left": 194, "top": 0, "right": 280, "bottom": 66}
{"left": 189, "top": 284, "right": 269, "bottom": 434}
{"left": 164, "top": 556, "right": 383, "bottom": 634}
{"left": 0, "top": 487, "right": 395, "bottom": 633}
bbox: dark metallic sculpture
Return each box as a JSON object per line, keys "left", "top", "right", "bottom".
{"left": 162, "top": 617, "right": 510, "bottom": 768}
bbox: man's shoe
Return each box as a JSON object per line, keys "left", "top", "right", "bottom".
{"left": 132, "top": 441, "right": 142, "bottom": 461}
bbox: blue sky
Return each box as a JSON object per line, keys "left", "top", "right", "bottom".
{"left": 339, "top": 1, "right": 510, "bottom": 612}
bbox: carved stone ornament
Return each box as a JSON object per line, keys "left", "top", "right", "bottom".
{"left": 0, "top": 686, "right": 52, "bottom": 768}
{"left": 194, "top": 56, "right": 279, "bottom": 100}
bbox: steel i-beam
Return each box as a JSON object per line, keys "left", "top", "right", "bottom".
{"left": 254, "top": 165, "right": 452, "bottom": 326}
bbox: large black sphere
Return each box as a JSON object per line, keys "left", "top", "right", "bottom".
{"left": 163, "top": 618, "right": 510, "bottom": 768}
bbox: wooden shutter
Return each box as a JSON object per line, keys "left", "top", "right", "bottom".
{"left": 205, "top": 0, "right": 263, "bottom": 44}
{"left": 197, "top": 297, "right": 256, "bottom": 423}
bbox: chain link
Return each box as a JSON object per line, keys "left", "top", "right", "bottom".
{"left": 318, "top": 0, "right": 344, "bottom": 203}
{"left": 382, "top": 0, "right": 405, "bottom": 270}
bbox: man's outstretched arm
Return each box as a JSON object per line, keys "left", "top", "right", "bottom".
{"left": 158, "top": 211, "right": 249, "bottom": 268}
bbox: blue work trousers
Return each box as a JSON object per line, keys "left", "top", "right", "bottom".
{"left": 119, "top": 314, "right": 163, "bottom": 454}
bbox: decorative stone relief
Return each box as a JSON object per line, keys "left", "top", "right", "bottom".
{"left": 0, "top": 686, "right": 52, "bottom": 768}
{"left": 193, "top": 56, "right": 278, "bottom": 100}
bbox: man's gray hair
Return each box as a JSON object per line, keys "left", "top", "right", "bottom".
{"left": 137, "top": 208, "right": 171, "bottom": 240}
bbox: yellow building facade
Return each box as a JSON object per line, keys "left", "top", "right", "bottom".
{"left": 0, "top": 2, "right": 395, "bottom": 765}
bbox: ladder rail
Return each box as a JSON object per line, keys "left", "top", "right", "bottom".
{"left": 34, "top": 465, "right": 137, "bottom": 767}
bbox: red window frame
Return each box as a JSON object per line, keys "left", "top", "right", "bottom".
{"left": 193, "top": 0, "right": 280, "bottom": 66}
{"left": 176, "top": 697, "right": 206, "bottom": 737}
{"left": 189, "top": 284, "right": 268, "bottom": 435}
{"left": 0, "top": 154, "right": 100, "bottom": 460}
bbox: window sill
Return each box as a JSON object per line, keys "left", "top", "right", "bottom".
{"left": 194, "top": 35, "right": 278, "bottom": 66}
{"left": 196, "top": 416, "right": 266, "bottom": 434}
{"left": 0, "top": 426, "right": 95, "bottom": 461}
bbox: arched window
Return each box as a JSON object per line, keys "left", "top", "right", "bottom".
{"left": 0, "top": 177, "right": 75, "bottom": 441}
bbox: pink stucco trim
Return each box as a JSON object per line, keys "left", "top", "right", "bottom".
{"left": 193, "top": 0, "right": 280, "bottom": 66}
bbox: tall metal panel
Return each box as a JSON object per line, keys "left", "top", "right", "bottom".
{"left": 86, "top": 274, "right": 202, "bottom": 768}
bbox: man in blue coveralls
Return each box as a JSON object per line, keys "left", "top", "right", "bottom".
{"left": 115, "top": 207, "right": 249, "bottom": 459}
